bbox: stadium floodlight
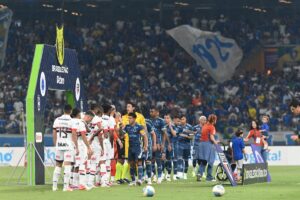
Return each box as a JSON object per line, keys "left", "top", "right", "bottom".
{"left": 86, "top": 3, "right": 97, "bottom": 8}
{"left": 174, "top": 2, "right": 189, "bottom": 6}
{"left": 278, "top": 0, "right": 292, "bottom": 4}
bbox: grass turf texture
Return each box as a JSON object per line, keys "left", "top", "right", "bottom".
{"left": 0, "top": 166, "right": 299, "bottom": 200}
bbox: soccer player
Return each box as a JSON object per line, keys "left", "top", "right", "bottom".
{"left": 122, "top": 102, "right": 147, "bottom": 128}
{"left": 150, "top": 107, "right": 166, "bottom": 184}
{"left": 193, "top": 116, "right": 207, "bottom": 181}
{"left": 177, "top": 115, "right": 194, "bottom": 180}
{"left": 52, "top": 105, "right": 75, "bottom": 192}
{"left": 115, "top": 112, "right": 126, "bottom": 184}
{"left": 87, "top": 104, "right": 103, "bottom": 188}
{"left": 110, "top": 108, "right": 123, "bottom": 183}
{"left": 71, "top": 108, "right": 94, "bottom": 190}
{"left": 123, "top": 112, "right": 148, "bottom": 186}
{"left": 145, "top": 118, "right": 157, "bottom": 184}
{"left": 52, "top": 105, "right": 89, "bottom": 191}
{"left": 121, "top": 102, "right": 147, "bottom": 183}
{"left": 100, "top": 104, "right": 115, "bottom": 187}
{"left": 104, "top": 105, "right": 116, "bottom": 184}
{"left": 172, "top": 116, "right": 181, "bottom": 180}
{"left": 163, "top": 114, "right": 175, "bottom": 182}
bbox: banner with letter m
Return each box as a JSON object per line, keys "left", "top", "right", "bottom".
{"left": 167, "top": 25, "right": 243, "bottom": 83}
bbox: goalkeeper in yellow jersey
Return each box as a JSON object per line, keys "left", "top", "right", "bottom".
{"left": 116, "top": 102, "right": 147, "bottom": 184}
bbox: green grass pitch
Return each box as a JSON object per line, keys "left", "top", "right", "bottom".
{"left": 0, "top": 166, "right": 299, "bottom": 200}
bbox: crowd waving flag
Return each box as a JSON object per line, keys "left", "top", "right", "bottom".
{"left": 167, "top": 25, "right": 243, "bottom": 83}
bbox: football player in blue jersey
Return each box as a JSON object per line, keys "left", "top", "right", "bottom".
{"left": 172, "top": 115, "right": 182, "bottom": 180}
{"left": 163, "top": 114, "right": 176, "bottom": 181}
{"left": 150, "top": 107, "right": 167, "bottom": 184}
{"left": 123, "top": 113, "right": 148, "bottom": 186}
{"left": 177, "top": 115, "right": 194, "bottom": 179}
{"left": 144, "top": 118, "right": 157, "bottom": 185}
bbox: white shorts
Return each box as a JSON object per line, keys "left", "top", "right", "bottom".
{"left": 103, "top": 139, "right": 114, "bottom": 160}
{"left": 235, "top": 159, "right": 244, "bottom": 169}
{"left": 91, "top": 140, "right": 106, "bottom": 162}
{"left": 55, "top": 149, "right": 75, "bottom": 163}
{"left": 75, "top": 145, "right": 87, "bottom": 167}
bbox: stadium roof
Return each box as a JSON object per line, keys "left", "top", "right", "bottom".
{"left": 2, "top": 0, "right": 299, "bottom": 11}
{"left": 1, "top": 0, "right": 299, "bottom": 24}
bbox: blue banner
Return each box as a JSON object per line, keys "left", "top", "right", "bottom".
{"left": 250, "top": 144, "right": 271, "bottom": 182}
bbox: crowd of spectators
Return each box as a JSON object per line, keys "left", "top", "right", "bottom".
{"left": 0, "top": 12, "right": 300, "bottom": 138}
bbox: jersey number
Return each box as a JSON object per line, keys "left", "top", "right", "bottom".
{"left": 59, "top": 128, "right": 68, "bottom": 138}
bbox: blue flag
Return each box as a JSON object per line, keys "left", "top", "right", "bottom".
{"left": 250, "top": 144, "right": 271, "bottom": 182}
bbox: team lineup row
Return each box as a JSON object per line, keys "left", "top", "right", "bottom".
{"left": 51, "top": 102, "right": 260, "bottom": 191}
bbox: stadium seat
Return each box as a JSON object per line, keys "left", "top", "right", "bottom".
{"left": 286, "top": 134, "right": 297, "bottom": 146}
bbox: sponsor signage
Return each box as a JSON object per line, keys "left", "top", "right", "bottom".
{"left": 250, "top": 144, "right": 271, "bottom": 182}
{"left": 1, "top": 146, "right": 300, "bottom": 167}
{"left": 242, "top": 163, "right": 268, "bottom": 185}
{"left": 215, "top": 144, "right": 237, "bottom": 186}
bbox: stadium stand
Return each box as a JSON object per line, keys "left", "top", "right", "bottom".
{"left": 0, "top": 11, "right": 299, "bottom": 141}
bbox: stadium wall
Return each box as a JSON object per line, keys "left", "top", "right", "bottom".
{"left": 0, "top": 131, "right": 295, "bottom": 147}
{"left": 0, "top": 146, "right": 299, "bottom": 167}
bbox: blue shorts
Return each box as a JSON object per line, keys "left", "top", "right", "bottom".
{"left": 172, "top": 141, "right": 179, "bottom": 160}
{"left": 165, "top": 141, "right": 179, "bottom": 160}
{"left": 152, "top": 150, "right": 162, "bottom": 159}
{"left": 193, "top": 142, "right": 200, "bottom": 160}
{"left": 128, "top": 146, "right": 143, "bottom": 162}
{"left": 143, "top": 144, "right": 152, "bottom": 161}
{"left": 166, "top": 149, "right": 172, "bottom": 160}
{"left": 164, "top": 143, "right": 172, "bottom": 160}
{"left": 178, "top": 143, "right": 191, "bottom": 160}
{"left": 142, "top": 151, "right": 152, "bottom": 161}
{"left": 156, "top": 134, "right": 162, "bottom": 145}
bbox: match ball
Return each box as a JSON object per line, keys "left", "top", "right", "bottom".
{"left": 212, "top": 185, "right": 225, "bottom": 197}
{"left": 143, "top": 185, "right": 155, "bottom": 197}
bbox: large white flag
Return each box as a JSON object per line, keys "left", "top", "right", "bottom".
{"left": 167, "top": 25, "right": 243, "bottom": 83}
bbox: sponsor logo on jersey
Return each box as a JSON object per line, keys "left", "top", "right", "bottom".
{"left": 58, "top": 142, "right": 68, "bottom": 147}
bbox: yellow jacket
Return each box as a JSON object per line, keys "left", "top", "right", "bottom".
{"left": 121, "top": 112, "right": 146, "bottom": 158}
